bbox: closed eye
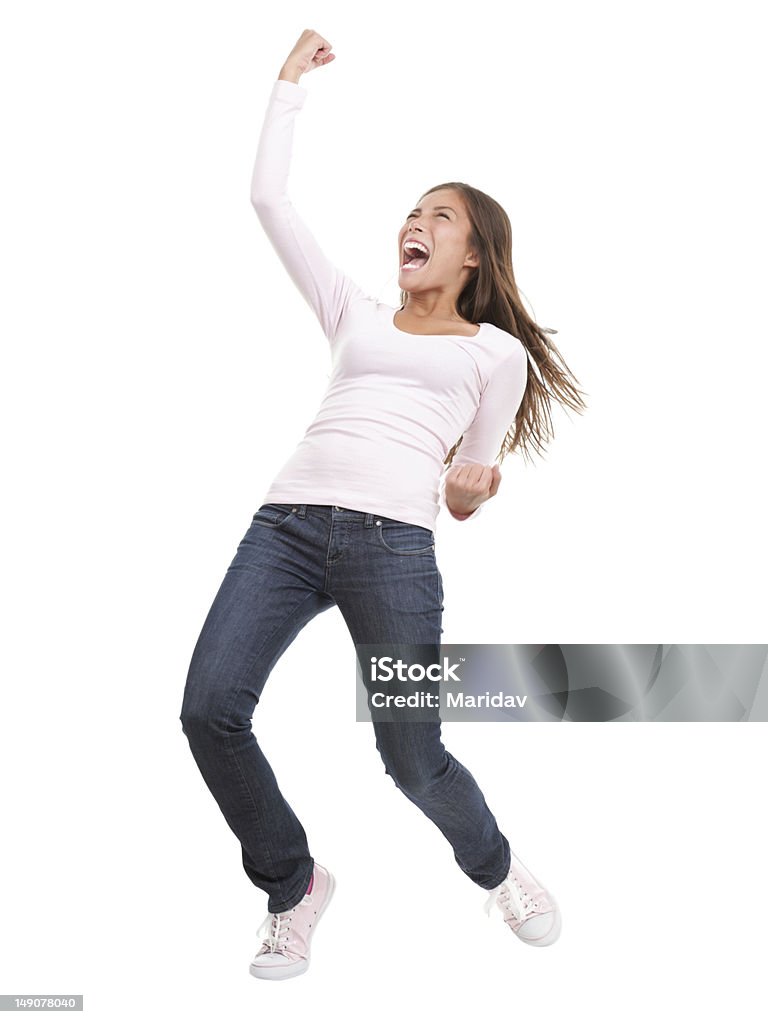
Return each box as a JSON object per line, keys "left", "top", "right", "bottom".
{"left": 407, "top": 212, "right": 450, "bottom": 219}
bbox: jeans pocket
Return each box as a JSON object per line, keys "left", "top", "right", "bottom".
{"left": 375, "top": 519, "right": 435, "bottom": 555}
{"left": 251, "top": 503, "right": 296, "bottom": 528}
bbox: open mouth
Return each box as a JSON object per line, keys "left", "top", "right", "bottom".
{"left": 401, "top": 239, "right": 431, "bottom": 271}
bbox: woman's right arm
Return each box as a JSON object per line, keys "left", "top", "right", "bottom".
{"left": 250, "top": 30, "right": 367, "bottom": 345}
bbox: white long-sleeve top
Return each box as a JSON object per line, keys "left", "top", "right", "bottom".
{"left": 250, "top": 78, "right": 528, "bottom": 533}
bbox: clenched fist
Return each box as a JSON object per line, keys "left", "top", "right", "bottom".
{"left": 444, "top": 463, "right": 502, "bottom": 520}
{"left": 279, "top": 29, "right": 336, "bottom": 83}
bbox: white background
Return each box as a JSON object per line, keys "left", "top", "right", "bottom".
{"left": 1, "top": 1, "right": 766, "bottom": 1020}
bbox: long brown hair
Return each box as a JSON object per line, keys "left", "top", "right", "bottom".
{"left": 400, "top": 182, "right": 588, "bottom": 466}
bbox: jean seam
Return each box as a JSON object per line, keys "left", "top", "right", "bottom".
{"left": 222, "top": 589, "right": 323, "bottom": 909}
{"left": 374, "top": 523, "right": 435, "bottom": 556}
{"left": 486, "top": 851, "right": 512, "bottom": 890}
{"left": 268, "top": 858, "right": 315, "bottom": 914}
{"left": 439, "top": 757, "right": 510, "bottom": 888}
{"left": 252, "top": 510, "right": 294, "bottom": 528}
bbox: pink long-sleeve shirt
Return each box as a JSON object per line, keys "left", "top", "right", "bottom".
{"left": 250, "top": 78, "right": 528, "bottom": 533}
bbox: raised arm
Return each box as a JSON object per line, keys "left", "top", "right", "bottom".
{"left": 439, "top": 339, "right": 529, "bottom": 521}
{"left": 250, "top": 30, "right": 367, "bottom": 345}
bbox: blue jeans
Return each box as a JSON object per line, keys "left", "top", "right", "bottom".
{"left": 179, "top": 503, "right": 511, "bottom": 913}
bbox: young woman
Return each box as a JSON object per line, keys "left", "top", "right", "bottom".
{"left": 180, "top": 29, "right": 587, "bottom": 981}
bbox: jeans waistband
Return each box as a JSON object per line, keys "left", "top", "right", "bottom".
{"left": 269, "top": 503, "right": 419, "bottom": 527}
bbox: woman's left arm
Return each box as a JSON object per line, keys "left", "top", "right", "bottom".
{"left": 440, "top": 340, "right": 528, "bottom": 521}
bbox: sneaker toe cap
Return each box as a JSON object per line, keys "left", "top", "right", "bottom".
{"left": 251, "top": 951, "right": 294, "bottom": 968}
{"left": 516, "top": 910, "right": 557, "bottom": 942}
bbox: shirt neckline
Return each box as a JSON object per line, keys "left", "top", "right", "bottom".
{"left": 391, "top": 309, "right": 485, "bottom": 338}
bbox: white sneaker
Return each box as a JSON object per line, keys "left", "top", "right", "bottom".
{"left": 249, "top": 864, "right": 336, "bottom": 980}
{"left": 483, "top": 850, "right": 561, "bottom": 946}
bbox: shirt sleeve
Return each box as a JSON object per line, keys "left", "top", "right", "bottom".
{"left": 250, "top": 79, "right": 368, "bottom": 345}
{"left": 438, "top": 340, "right": 528, "bottom": 522}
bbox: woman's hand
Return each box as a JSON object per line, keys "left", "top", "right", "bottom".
{"left": 444, "top": 463, "right": 502, "bottom": 520}
{"left": 279, "top": 28, "right": 336, "bottom": 83}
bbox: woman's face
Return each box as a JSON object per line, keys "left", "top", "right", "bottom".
{"left": 398, "top": 188, "right": 479, "bottom": 291}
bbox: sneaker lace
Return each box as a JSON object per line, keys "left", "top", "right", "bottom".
{"left": 483, "top": 877, "right": 537, "bottom": 923}
{"left": 256, "top": 893, "right": 313, "bottom": 954}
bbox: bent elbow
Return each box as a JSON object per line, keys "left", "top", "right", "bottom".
{"left": 250, "top": 193, "right": 272, "bottom": 211}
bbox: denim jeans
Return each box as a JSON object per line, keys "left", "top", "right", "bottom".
{"left": 179, "top": 503, "right": 511, "bottom": 913}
